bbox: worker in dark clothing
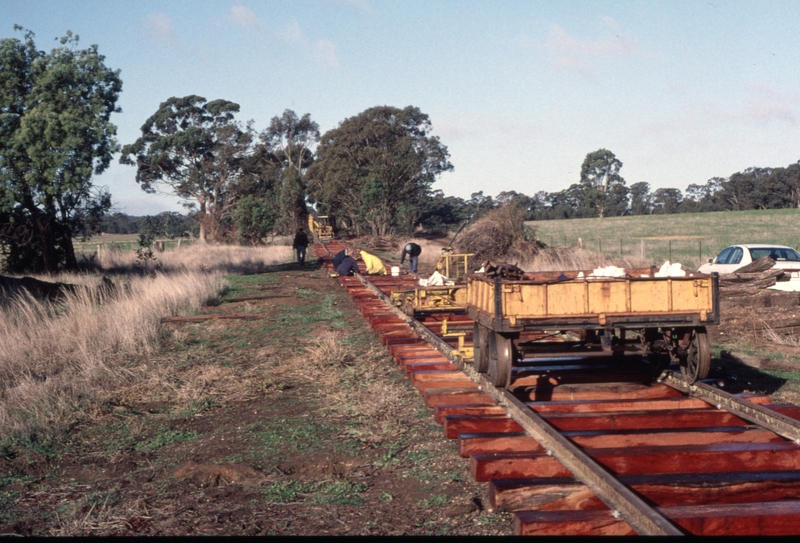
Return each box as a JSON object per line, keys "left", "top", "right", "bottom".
{"left": 400, "top": 242, "right": 422, "bottom": 273}
{"left": 332, "top": 248, "right": 350, "bottom": 268}
{"left": 336, "top": 254, "right": 359, "bottom": 276}
{"left": 292, "top": 228, "right": 309, "bottom": 267}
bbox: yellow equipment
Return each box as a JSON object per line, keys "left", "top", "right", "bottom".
{"left": 308, "top": 215, "right": 334, "bottom": 243}
{"left": 441, "top": 318, "right": 474, "bottom": 360}
{"left": 435, "top": 247, "right": 474, "bottom": 280}
{"left": 391, "top": 286, "right": 467, "bottom": 316}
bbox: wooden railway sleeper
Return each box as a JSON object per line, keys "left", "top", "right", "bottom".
{"left": 662, "top": 371, "right": 800, "bottom": 444}
{"left": 353, "top": 271, "right": 684, "bottom": 535}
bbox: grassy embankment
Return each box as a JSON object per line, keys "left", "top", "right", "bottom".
{"left": 0, "top": 244, "right": 292, "bottom": 439}
{"left": 529, "top": 208, "right": 800, "bottom": 270}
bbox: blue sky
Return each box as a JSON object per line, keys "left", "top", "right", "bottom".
{"left": 4, "top": 0, "right": 800, "bottom": 215}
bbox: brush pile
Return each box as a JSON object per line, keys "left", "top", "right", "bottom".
{"left": 455, "top": 205, "right": 544, "bottom": 269}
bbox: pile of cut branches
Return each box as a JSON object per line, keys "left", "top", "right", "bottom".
{"left": 455, "top": 205, "right": 544, "bottom": 269}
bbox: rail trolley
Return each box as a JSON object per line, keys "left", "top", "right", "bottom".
{"left": 466, "top": 268, "right": 720, "bottom": 388}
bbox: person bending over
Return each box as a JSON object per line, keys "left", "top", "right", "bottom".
{"left": 358, "top": 249, "right": 387, "bottom": 275}
{"left": 336, "top": 254, "right": 360, "bottom": 276}
{"left": 400, "top": 242, "right": 422, "bottom": 273}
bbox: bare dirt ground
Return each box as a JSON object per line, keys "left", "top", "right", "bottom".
{"left": 3, "top": 250, "right": 800, "bottom": 536}
{"left": 0, "top": 260, "right": 513, "bottom": 536}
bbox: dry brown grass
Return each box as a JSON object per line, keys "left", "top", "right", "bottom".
{"left": 0, "top": 244, "right": 293, "bottom": 439}
{"left": 0, "top": 272, "right": 222, "bottom": 436}
{"left": 519, "top": 246, "right": 652, "bottom": 272}
{"left": 761, "top": 322, "right": 800, "bottom": 347}
{"left": 96, "top": 243, "right": 294, "bottom": 274}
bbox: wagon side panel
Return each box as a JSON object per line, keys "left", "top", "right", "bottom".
{"left": 587, "top": 281, "right": 629, "bottom": 315}
{"left": 630, "top": 280, "right": 670, "bottom": 313}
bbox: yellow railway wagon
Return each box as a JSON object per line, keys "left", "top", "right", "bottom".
{"left": 466, "top": 268, "right": 719, "bottom": 388}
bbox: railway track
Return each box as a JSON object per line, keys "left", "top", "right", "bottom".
{"left": 312, "top": 241, "right": 800, "bottom": 535}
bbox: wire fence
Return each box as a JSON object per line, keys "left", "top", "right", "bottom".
{"left": 537, "top": 236, "right": 800, "bottom": 269}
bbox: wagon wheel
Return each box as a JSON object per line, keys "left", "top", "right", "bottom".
{"left": 488, "top": 332, "right": 518, "bottom": 389}
{"left": 473, "top": 323, "right": 490, "bottom": 373}
{"left": 678, "top": 326, "right": 711, "bottom": 383}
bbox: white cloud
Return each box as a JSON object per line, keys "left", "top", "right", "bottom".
{"left": 231, "top": 5, "right": 262, "bottom": 31}
{"left": 276, "top": 21, "right": 340, "bottom": 68}
{"left": 144, "top": 12, "right": 179, "bottom": 47}
{"left": 314, "top": 40, "right": 341, "bottom": 68}
{"left": 322, "top": 0, "right": 373, "bottom": 11}
{"left": 745, "top": 85, "right": 798, "bottom": 125}
{"left": 544, "top": 19, "right": 638, "bottom": 74}
{"left": 276, "top": 21, "right": 305, "bottom": 45}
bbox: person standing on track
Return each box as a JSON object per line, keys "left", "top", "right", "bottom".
{"left": 292, "top": 228, "right": 309, "bottom": 267}
{"left": 400, "top": 242, "right": 422, "bottom": 273}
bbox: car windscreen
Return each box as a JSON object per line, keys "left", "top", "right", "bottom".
{"left": 716, "top": 247, "right": 743, "bottom": 264}
{"left": 750, "top": 247, "right": 800, "bottom": 261}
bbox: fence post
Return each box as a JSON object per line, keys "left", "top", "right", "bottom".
{"left": 640, "top": 239, "right": 644, "bottom": 259}
{"left": 620, "top": 239, "right": 623, "bottom": 256}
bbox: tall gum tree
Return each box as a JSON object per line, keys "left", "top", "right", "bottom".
{"left": 257, "top": 109, "right": 319, "bottom": 233}
{"left": 120, "top": 95, "right": 252, "bottom": 242}
{"left": 0, "top": 27, "right": 121, "bottom": 273}
{"left": 579, "top": 149, "right": 627, "bottom": 218}
{"left": 307, "top": 105, "right": 452, "bottom": 237}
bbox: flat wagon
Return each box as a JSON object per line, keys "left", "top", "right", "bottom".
{"left": 466, "top": 268, "right": 720, "bottom": 388}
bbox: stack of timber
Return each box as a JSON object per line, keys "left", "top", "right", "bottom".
{"left": 718, "top": 256, "right": 783, "bottom": 299}
{"left": 713, "top": 256, "right": 800, "bottom": 339}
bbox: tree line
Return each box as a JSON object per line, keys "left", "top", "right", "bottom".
{"left": 0, "top": 27, "right": 453, "bottom": 273}
{"left": 490, "top": 150, "right": 800, "bottom": 222}
{"left": 3, "top": 27, "right": 800, "bottom": 274}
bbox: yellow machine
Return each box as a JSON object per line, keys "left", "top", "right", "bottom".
{"left": 441, "top": 318, "right": 474, "bottom": 360}
{"left": 308, "top": 215, "right": 334, "bottom": 243}
{"left": 391, "top": 285, "right": 468, "bottom": 316}
{"left": 435, "top": 247, "right": 474, "bottom": 280}
{"left": 390, "top": 248, "right": 474, "bottom": 316}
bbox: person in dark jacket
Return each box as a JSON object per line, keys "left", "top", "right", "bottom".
{"left": 332, "top": 248, "right": 351, "bottom": 268}
{"left": 336, "top": 254, "right": 359, "bottom": 276}
{"left": 292, "top": 228, "right": 309, "bottom": 266}
{"left": 400, "top": 242, "right": 422, "bottom": 273}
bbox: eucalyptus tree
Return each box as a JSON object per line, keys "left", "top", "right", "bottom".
{"left": 579, "top": 149, "right": 628, "bottom": 218}
{"left": 307, "top": 105, "right": 452, "bottom": 237}
{"left": 258, "top": 110, "right": 319, "bottom": 233}
{"left": 0, "top": 27, "right": 121, "bottom": 272}
{"left": 120, "top": 96, "right": 252, "bottom": 242}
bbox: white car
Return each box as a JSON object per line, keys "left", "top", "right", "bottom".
{"left": 698, "top": 244, "right": 800, "bottom": 289}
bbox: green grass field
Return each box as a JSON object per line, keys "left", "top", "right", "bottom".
{"left": 528, "top": 208, "right": 800, "bottom": 269}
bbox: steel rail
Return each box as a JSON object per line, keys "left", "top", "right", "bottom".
{"left": 661, "top": 371, "right": 800, "bottom": 444}
{"left": 355, "top": 272, "right": 684, "bottom": 536}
